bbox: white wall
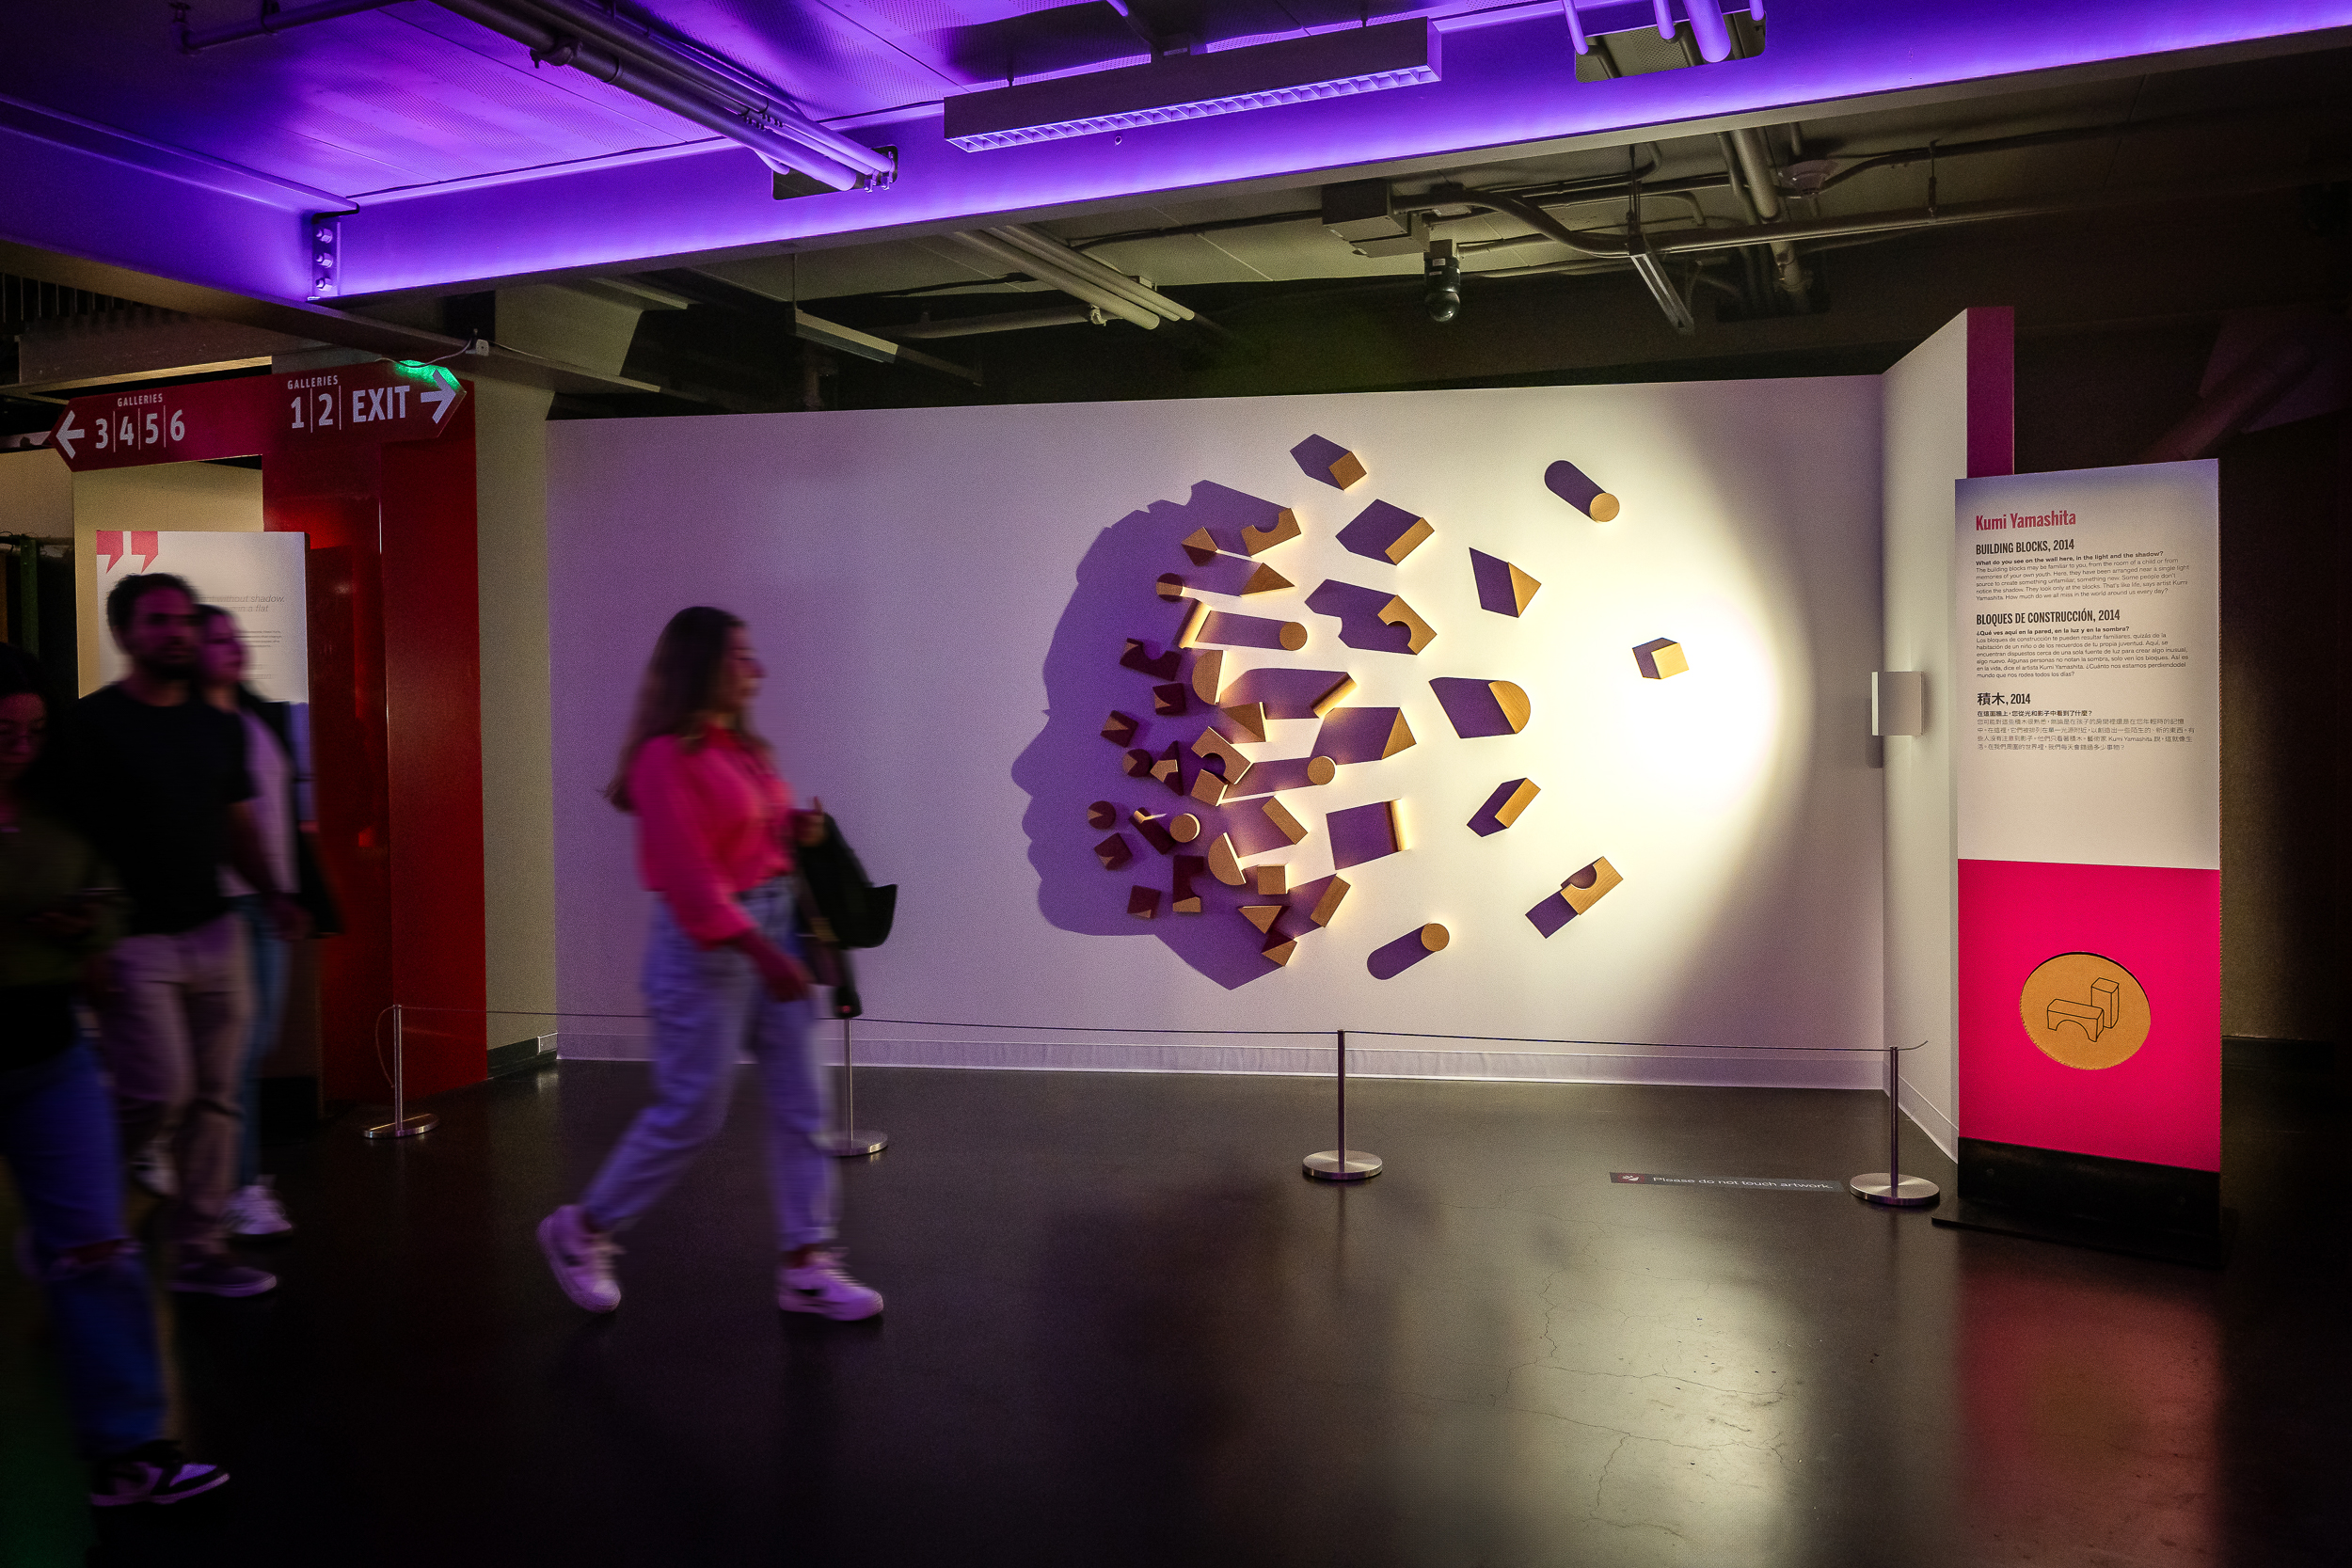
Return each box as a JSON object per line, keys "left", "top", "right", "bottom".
{"left": 547, "top": 380, "right": 1886, "bottom": 1085}
{"left": 72, "top": 462, "right": 261, "bottom": 691}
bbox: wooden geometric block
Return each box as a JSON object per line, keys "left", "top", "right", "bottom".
{"left": 1189, "top": 648, "right": 1224, "bottom": 705}
{"left": 1171, "top": 855, "right": 1206, "bottom": 914}
{"left": 1429, "top": 678, "right": 1532, "bottom": 738}
{"left": 1190, "top": 770, "right": 1229, "bottom": 807}
{"left": 1240, "top": 508, "right": 1303, "bottom": 556}
{"left": 1241, "top": 904, "right": 1285, "bottom": 932}
{"left": 1339, "top": 499, "right": 1434, "bottom": 564}
{"left": 1314, "top": 707, "right": 1416, "bottom": 764}
{"left": 1632, "top": 638, "right": 1689, "bottom": 680}
{"left": 1128, "top": 886, "right": 1161, "bottom": 919}
{"left": 1176, "top": 598, "right": 1212, "bottom": 649}
{"left": 1219, "top": 703, "right": 1267, "bottom": 743}
{"left": 1094, "top": 832, "right": 1132, "bottom": 870}
{"left": 1129, "top": 809, "right": 1179, "bottom": 855}
{"left": 1168, "top": 813, "right": 1202, "bottom": 844}
{"left": 1120, "top": 638, "right": 1182, "bottom": 679}
{"left": 1087, "top": 800, "right": 1119, "bottom": 831}
{"left": 1262, "top": 798, "right": 1308, "bottom": 845}
{"left": 1327, "top": 800, "right": 1404, "bottom": 870}
{"left": 1262, "top": 932, "right": 1299, "bottom": 966}
{"left": 1491, "top": 779, "right": 1540, "bottom": 830}
{"left": 1152, "top": 682, "right": 1189, "bottom": 717}
{"left": 1470, "top": 548, "right": 1542, "bottom": 616}
{"left": 1182, "top": 528, "right": 1219, "bottom": 565}
{"left": 1491, "top": 681, "right": 1532, "bottom": 733}
{"left": 1561, "top": 856, "right": 1622, "bottom": 915}
{"left": 1155, "top": 573, "right": 1186, "bottom": 601}
{"left": 1310, "top": 876, "right": 1350, "bottom": 927}
{"left": 1252, "top": 863, "right": 1289, "bottom": 896}
{"left": 1197, "top": 610, "right": 1308, "bottom": 652}
{"left": 1192, "top": 726, "right": 1252, "bottom": 784}
{"left": 1310, "top": 673, "right": 1357, "bottom": 717}
{"left": 1307, "top": 755, "right": 1338, "bottom": 785}
{"left": 1241, "top": 563, "right": 1292, "bottom": 594}
{"left": 1206, "top": 833, "right": 1245, "bottom": 886}
{"left": 1544, "top": 458, "right": 1621, "bottom": 521}
{"left": 1150, "top": 744, "right": 1184, "bottom": 792}
{"left": 1418, "top": 923, "right": 1450, "bottom": 952}
{"left": 1328, "top": 449, "right": 1366, "bottom": 489}
{"left": 1121, "top": 747, "right": 1155, "bottom": 779}
{"left": 1376, "top": 594, "right": 1436, "bottom": 654}
{"left": 1102, "top": 710, "right": 1140, "bottom": 746}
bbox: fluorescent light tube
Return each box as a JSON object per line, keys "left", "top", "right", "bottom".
{"left": 945, "top": 20, "right": 1439, "bottom": 152}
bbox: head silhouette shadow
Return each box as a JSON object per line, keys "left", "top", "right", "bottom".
{"left": 1012, "top": 481, "right": 1349, "bottom": 990}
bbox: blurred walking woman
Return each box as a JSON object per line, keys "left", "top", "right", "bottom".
{"left": 538, "top": 608, "right": 881, "bottom": 1320}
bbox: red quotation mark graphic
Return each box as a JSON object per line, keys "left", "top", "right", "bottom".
{"left": 94, "top": 531, "right": 161, "bottom": 574}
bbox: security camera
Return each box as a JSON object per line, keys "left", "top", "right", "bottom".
{"left": 1423, "top": 238, "right": 1461, "bottom": 324}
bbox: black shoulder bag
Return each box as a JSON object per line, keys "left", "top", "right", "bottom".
{"left": 793, "top": 815, "right": 898, "bottom": 1020}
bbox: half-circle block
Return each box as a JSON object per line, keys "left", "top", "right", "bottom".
{"left": 1094, "top": 833, "right": 1132, "bottom": 870}
{"left": 1198, "top": 610, "right": 1308, "bottom": 651}
{"left": 1206, "top": 834, "right": 1245, "bottom": 886}
{"left": 1632, "top": 638, "right": 1689, "bottom": 679}
{"left": 1128, "top": 886, "right": 1160, "bottom": 920}
{"left": 1291, "top": 435, "right": 1364, "bottom": 489}
{"left": 1429, "top": 678, "right": 1532, "bottom": 739}
{"left": 1338, "top": 499, "right": 1434, "bottom": 564}
{"left": 1155, "top": 573, "right": 1186, "bottom": 600}
{"left": 1470, "top": 549, "right": 1542, "bottom": 616}
{"left": 1544, "top": 459, "right": 1621, "bottom": 521}
{"left": 1376, "top": 594, "right": 1436, "bottom": 653}
{"left": 1314, "top": 707, "right": 1415, "bottom": 765}
{"left": 1470, "top": 779, "right": 1541, "bottom": 837}
{"left": 1327, "top": 800, "right": 1404, "bottom": 870}
{"left": 1240, "top": 509, "right": 1303, "bottom": 556}
{"left": 1087, "top": 800, "right": 1119, "bottom": 831}
{"left": 1189, "top": 648, "right": 1225, "bottom": 705}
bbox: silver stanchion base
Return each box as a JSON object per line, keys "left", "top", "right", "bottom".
{"left": 1850, "top": 1172, "right": 1940, "bottom": 1207}
{"left": 363, "top": 1113, "right": 438, "bottom": 1141}
{"left": 1303, "top": 1149, "right": 1382, "bottom": 1182}
{"left": 818, "top": 1130, "right": 888, "bottom": 1158}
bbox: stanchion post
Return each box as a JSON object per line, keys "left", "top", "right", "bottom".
{"left": 818, "top": 1012, "right": 887, "bottom": 1158}
{"left": 363, "top": 1003, "right": 438, "bottom": 1141}
{"left": 1850, "top": 1042, "right": 1937, "bottom": 1207}
{"left": 1304, "top": 1027, "right": 1381, "bottom": 1181}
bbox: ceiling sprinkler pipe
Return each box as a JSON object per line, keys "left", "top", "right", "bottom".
{"left": 495, "top": 0, "right": 893, "bottom": 182}
{"left": 1650, "top": 0, "right": 1676, "bottom": 40}
{"left": 945, "top": 232, "right": 1163, "bottom": 329}
{"left": 987, "top": 227, "right": 1194, "bottom": 323}
{"left": 894, "top": 307, "right": 1099, "bottom": 339}
{"left": 430, "top": 0, "right": 863, "bottom": 189}
{"left": 1469, "top": 191, "right": 1630, "bottom": 260}
{"left": 1561, "top": 0, "right": 1589, "bottom": 55}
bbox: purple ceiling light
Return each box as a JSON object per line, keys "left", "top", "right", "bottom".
{"left": 944, "top": 21, "right": 1440, "bottom": 152}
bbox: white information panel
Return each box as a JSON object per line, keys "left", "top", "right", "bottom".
{"left": 1954, "top": 463, "right": 2219, "bottom": 872}
{"left": 90, "top": 530, "right": 310, "bottom": 705}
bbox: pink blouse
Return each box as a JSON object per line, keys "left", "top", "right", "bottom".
{"left": 628, "top": 725, "right": 795, "bottom": 946}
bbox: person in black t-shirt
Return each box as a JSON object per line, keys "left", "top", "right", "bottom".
{"left": 49, "top": 574, "right": 308, "bottom": 1299}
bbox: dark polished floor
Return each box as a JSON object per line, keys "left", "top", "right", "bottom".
{"left": 2, "top": 1051, "right": 2344, "bottom": 1568}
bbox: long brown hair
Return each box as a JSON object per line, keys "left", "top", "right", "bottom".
{"left": 607, "top": 607, "right": 769, "bottom": 811}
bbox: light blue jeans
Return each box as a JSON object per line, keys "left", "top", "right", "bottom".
{"left": 1, "top": 1041, "right": 167, "bottom": 1457}
{"left": 580, "top": 880, "right": 835, "bottom": 1250}
{"left": 227, "top": 894, "right": 289, "bottom": 1189}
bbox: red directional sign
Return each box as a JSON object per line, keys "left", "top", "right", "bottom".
{"left": 44, "top": 360, "right": 469, "bottom": 471}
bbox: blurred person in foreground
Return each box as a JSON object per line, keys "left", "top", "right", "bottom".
{"left": 46, "top": 574, "right": 307, "bottom": 1298}
{"left": 196, "top": 605, "right": 339, "bottom": 1240}
{"left": 0, "top": 642, "right": 230, "bottom": 1505}
{"left": 536, "top": 606, "right": 882, "bottom": 1321}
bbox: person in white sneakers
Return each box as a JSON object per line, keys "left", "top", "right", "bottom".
{"left": 538, "top": 607, "right": 881, "bottom": 1323}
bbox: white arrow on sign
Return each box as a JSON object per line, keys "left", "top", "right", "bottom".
{"left": 53, "top": 411, "right": 83, "bottom": 460}
{"left": 421, "top": 382, "right": 457, "bottom": 424}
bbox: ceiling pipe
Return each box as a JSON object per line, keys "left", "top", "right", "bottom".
{"left": 894, "top": 307, "right": 1100, "bottom": 340}
{"left": 983, "top": 226, "right": 1194, "bottom": 323}
{"left": 427, "top": 0, "right": 867, "bottom": 192}
{"left": 945, "top": 231, "right": 1164, "bottom": 329}
{"left": 1728, "top": 127, "right": 1810, "bottom": 309}
{"left": 489, "top": 0, "right": 892, "bottom": 183}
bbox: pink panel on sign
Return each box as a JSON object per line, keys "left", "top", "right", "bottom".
{"left": 1958, "top": 859, "right": 2219, "bottom": 1171}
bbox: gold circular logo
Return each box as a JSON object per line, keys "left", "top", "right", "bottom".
{"left": 2017, "top": 952, "right": 2151, "bottom": 1070}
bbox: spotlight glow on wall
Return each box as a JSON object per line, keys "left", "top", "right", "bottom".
{"left": 944, "top": 21, "right": 1439, "bottom": 152}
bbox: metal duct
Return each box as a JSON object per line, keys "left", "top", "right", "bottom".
{"left": 428, "top": 0, "right": 867, "bottom": 192}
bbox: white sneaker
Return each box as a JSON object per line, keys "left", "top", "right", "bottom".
{"left": 537, "top": 1205, "right": 621, "bottom": 1312}
{"left": 131, "top": 1137, "right": 177, "bottom": 1198}
{"left": 223, "top": 1178, "right": 294, "bottom": 1238}
{"left": 778, "top": 1249, "right": 882, "bottom": 1321}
